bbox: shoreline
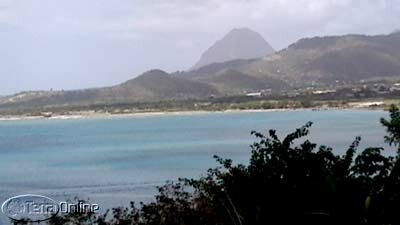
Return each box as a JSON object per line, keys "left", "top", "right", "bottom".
{"left": 0, "top": 101, "right": 386, "bottom": 121}
{"left": 0, "top": 109, "right": 296, "bottom": 121}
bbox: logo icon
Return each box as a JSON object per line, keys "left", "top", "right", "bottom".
{"left": 1, "top": 194, "right": 59, "bottom": 222}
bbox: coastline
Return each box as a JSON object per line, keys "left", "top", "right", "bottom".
{"left": 0, "top": 109, "right": 291, "bottom": 121}
{"left": 0, "top": 100, "right": 386, "bottom": 121}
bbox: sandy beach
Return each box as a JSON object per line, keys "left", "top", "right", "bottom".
{"left": 0, "top": 100, "right": 386, "bottom": 122}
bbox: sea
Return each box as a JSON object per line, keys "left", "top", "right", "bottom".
{"left": 0, "top": 109, "right": 395, "bottom": 223}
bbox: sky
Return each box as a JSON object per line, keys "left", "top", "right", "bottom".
{"left": 1, "top": 0, "right": 400, "bottom": 95}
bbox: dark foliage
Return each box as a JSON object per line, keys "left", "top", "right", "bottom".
{"left": 381, "top": 105, "right": 400, "bottom": 154}
{"left": 15, "top": 106, "right": 400, "bottom": 225}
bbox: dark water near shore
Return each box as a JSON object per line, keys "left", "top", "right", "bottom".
{"left": 0, "top": 110, "right": 394, "bottom": 223}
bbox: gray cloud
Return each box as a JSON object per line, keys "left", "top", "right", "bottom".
{"left": 1, "top": 0, "right": 400, "bottom": 94}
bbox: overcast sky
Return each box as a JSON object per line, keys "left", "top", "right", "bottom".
{"left": 1, "top": 0, "right": 399, "bottom": 95}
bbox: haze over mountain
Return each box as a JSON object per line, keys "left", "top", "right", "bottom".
{"left": 1, "top": 30, "right": 400, "bottom": 112}
{"left": 191, "top": 28, "right": 275, "bottom": 69}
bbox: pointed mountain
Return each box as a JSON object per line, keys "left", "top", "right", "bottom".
{"left": 192, "top": 28, "right": 274, "bottom": 70}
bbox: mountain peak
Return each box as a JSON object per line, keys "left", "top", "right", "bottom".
{"left": 191, "top": 28, "right": 274, "bottom": 70}
{"left": 141, "top": 69, "right": 169, "bottom": 77}
{"left": 229, "top": 27, "right": 255, "bottom": 34}
{"left": 122, "top": 69, "right": 169, "bottom": 86}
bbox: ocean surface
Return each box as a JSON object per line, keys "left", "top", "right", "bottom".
{"left": 0, "top": 109, "right": 395, "bottom": 222}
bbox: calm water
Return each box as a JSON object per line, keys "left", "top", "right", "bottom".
{"left": 0, "top": 109, "right": 394, "bottom": 221}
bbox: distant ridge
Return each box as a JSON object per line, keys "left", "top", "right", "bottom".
{"left": 191, "top": 28, "right": 274, "bottom": 70}
{"left": 119, "top": 69, "right": 218, "bottom": 100}
{"left": 241, "top": 32, "right": 400, "bottom": 87}
{"left": 2, "top": 31, "right": 400, "bottom": 112}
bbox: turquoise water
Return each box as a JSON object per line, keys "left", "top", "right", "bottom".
{"left": 0, "top": 110, "right": 395, "bottom": 218}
